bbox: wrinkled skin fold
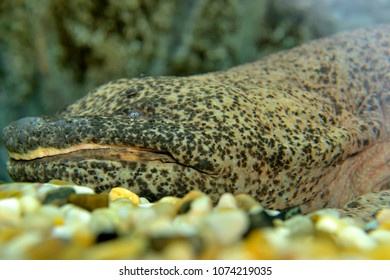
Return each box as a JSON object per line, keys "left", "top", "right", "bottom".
{"left": 3, "top": 25, "right": 390, "bottom": 214}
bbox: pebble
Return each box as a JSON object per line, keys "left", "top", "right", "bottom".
{"left": 376, "top": 208, "right": 390, "bottom": 224}
{"left": 336, "top": 226, "right": 376, "bottom": 250}
{"left": 89, "top": 208, "right": 120, "bottom": 235}
{"left": 282, "top": 215, "right": 314, "bottom": 237}
{"left": 216, "top": 193, "right": 238, "bottom": 209}
{"left": 71, "top": 186, "right": 95, "bottom": 195}
{"left": 1, "top": 181, "right": 390, "bottom": 260}
{"left": 0, "top": 190, "right": 22, "bottom": 199}
{"left": 19, "top": 196, "right": 41, "bottom": 215}
{"left": 189, "top": 195, "right": 212, "bottom": 215}
{"left": 314, "top": 214, "right": 342, "bottom": 234}
{"left": 205, "top": 209, "right": 249, "bottom": 245}
{"left": 43, "top": 187, "right": 76, "bottom": 206}
{"left": 235, "top": 193, "right": 263, "bottom": 212}
{"left": 369, "top": 229, "right": 390, "bottom": 244}
{"left": 109, "top": 187, "right": 141, "bottom": 205}
{"left": 61, "top": 204, "right": 92, "bottom": 226}
{"left": 0, "top": 231, "right": 44, "bottom": 259}
{"left": 36, "top": 183, "right": 60, "bottom": 201}
{"left": 246, "top": 209, "right": 275, "bottom": 232}
{"left": 177, "top": 191, "right": 205, "bottom": 214}
{"left": 68, "top": 193, "right": 109, "bottom": 211}
{"left": 0, "top": 198, "right": 21, "bottom": 216}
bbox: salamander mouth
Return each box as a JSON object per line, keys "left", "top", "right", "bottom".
{"left": 8, "top": 143, "right": 177, "bottom": 164}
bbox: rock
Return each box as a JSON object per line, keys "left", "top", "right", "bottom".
{"left": 0, "top": 198, "right": 21, "bottom": 216}
{"left": 36, "top": 183, "right": 60, "bottom": 201}
{"left": 189, "top": 195, "right": 212, "bottom": 215}
{"left": 314, "top": 214, "right": 343, "bottom": 234}
{"left": 21, "top": 213, "right": 56, "bottom": 234}
{"left": 336, "top": 226, "right": 376, "bottom": 250}
{"left": 82, "top": 236, "right": 148, "bottom": 259}
{"left": 234, "top": 193, "right": 263, "bottom": 212}
{"left": 43, "top": 187, "right": 76, "bottom": 206}
{"left": 0, "top": 231, "right": 44, "bottom": 259}
{"left": 243, "top": 230, "right": 278, "bottom": 259}
{"left": 89, "top": 208, "right": 120, "bottom": 235}
{"left": 96, "top": 232, "right": 119, "bottom": 243}
{"left": 0, "top": 190, "right": 22, "bottom": 199}
{"left": 369, "top": 229, "right": 390, "bottom": 244}
{"left": 246, "top": 209, "right": 275, "bottom": 234}
{"left": 68, "top": 193, "right": 109, "bottom": 211}
{"left": 376, "top": 209, "right": 390, "bottom": 224}
{"left": 283, "top": 215, "right": 314, "bottom": 237}
{"left": 159, "top": 239, "right": 198, "bottom": 260}
{"left": 139, "top": 197, "right": 151, "bottom": 205}
{"left": 61, "top": 204, "right": 92, "bottom": 226}
{"left": 177, "top": 200, "right": 192, "bottom": 215}
{"left": 216, "top": 193, "right": 238, "bottom": 209}
{"left": 278, "top": 206, "right": 301, "bottom": 220}
{"left": 19, "top": 196, "right": 41, "bottom": 215}
{"left": 71, "top": 186, "right": 95, "bottom": 195}
{"left": 205, "top": 209, "right": 249, "bottom": 245}
{"left": 0, "top": 198, "right": 21, "bottom": 229}
{"left": 108, "top": 187, "right": 141, "bottom": 205}
{"left": 177, "top": 191, "right": 206, "bottom": 214}
{"left": 151, "top": 202, "right": 177, "bottom": 218}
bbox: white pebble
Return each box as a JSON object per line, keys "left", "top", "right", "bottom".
{"left": 205, "top": 210, "right": 249, "bottom": 245}
{"left": 71, "top": 186, "right": 95, "bottom": 194}
{"left": 172, "top": 216, "right": 199, "bottom": 236}
{"left": 283, "top": 215, "right": 314, "bottom": 236}
{"left": 139, "top": 197, "right": 151, "bottom": 205}
{"left": 216, "top": 193, "right": 238, "bottom": 209}
{"left": 0, "top": 198, "right": 21, "bottom": 216}
{"left": 36, "top": 184, "right": 59, "bottom": 201}
{"left": 38, "top": 204, "right": 62, "bottom": 219}
{"left": 336, "top": 226, "right": 376, "bottom": 250}
{"left": 0, "top": 232, "right": 44, "bottom": 259}
{"left": 132, "top": 207, "right": 157, "bottom": 228}
{"left": 369, "top": 229, "right": 390, "bottom": 244}
{"left": 18, "top": 183, "right": 41, "bottom": 196}
{"left": 61, "top": 204, "right": 91, "bottom": 225}
{"left": 262, "top": 227, "right": 290, "bottom": 251}
{"left": 311, "top": 209, "right": 341, "bottom": 218}
{"left": 89, "top": 208, "right": 120, "bottom": 234}
{"left": 21, "top": 214, "right": 54, "bottom": 232}
{"left": 19, "top": 196, "right": 41, "bottom": 215}
{"left": 190, "top": 195, "right": 212, "bottom": 214}
{"left": 0, "top": 198, "right": 21, "bottom": 228}
{"left": 315, "top": 215, "right": 342, "bottom": 234}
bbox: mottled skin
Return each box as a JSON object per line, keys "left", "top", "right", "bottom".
{"left": 4, "top": 25, "right": 390, "bottom": 217}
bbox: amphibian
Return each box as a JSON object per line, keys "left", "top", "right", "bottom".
{"left": 4, "top": 25, "right": 390, "bottom": 217}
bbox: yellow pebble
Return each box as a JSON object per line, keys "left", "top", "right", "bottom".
{"left": 376, "top": 209, "right": 390, "bottom": 224}
{"left": 53, "top": 217, "right": 64, "bottom": 226}
{"left": 48, "top": 179, "right": 76, "bottom": 186}
{"left": 244, "top": 229, "right": 278, "bottom": 259}
{"left": 378, "top": 221, "right": 390, "bottom": 230}
{"left": 109, "top": 187, "right": 141, "bottom": 205}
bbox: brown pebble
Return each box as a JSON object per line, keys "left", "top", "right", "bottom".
{"left": 68, "top": 193, "right": 109, "bottom": 211}
{"left": 0, "top": 190, "right": 22, "bottom": 199}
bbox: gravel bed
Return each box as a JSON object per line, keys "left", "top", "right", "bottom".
{"left": 0, "top": 181, "right": 389, "bottom": 260}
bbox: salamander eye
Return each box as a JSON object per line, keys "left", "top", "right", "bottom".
{"left": 129, "top": 109, "right": 142, "bottom": 118}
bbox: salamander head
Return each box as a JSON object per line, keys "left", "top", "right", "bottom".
{"left": 4, "top": 76, "right": 264, "bottom": 202}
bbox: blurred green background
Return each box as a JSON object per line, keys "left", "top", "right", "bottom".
{"left": 1, "top": 0, "right": 389, "bottom": 182}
